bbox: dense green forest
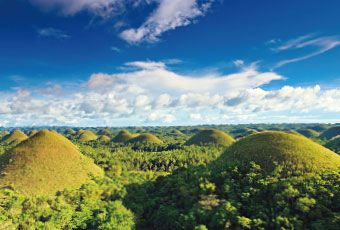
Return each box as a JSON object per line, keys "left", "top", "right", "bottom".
{"left": 0, "top": 124, "right": 339, "bottom": 229}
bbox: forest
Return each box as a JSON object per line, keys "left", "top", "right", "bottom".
{"left": 0, "top": 123, "right": 339, "bottom": 229}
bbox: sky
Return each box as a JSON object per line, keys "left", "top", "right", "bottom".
{"left": 0, "top": 0, "right": 340, "bottom": 127}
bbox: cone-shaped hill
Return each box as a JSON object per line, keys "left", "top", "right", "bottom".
{"left": 296, "top": 128, "right": 319, "bottom": 138}
{"left": 127, "top": 133, "right": 163, "bottom": 145}
{"left": 98, "top": 135, "right": 111, "bottom": 142}
{"left": 1, "top": 130, "right": 28, "bottom": 145}
{"left": 217, "top": 131, "right": 340, "bottom": 173}
{"left": 112, "top": 130, "right": 137, "bottom": 143}
{"left": 0, "top": 130, "right": 103, "bottom": 195}
{"left": 325, "top": 136, "right": 340, "bottom": 153}
{"left": 77, "top": 130, "right": 98, "bottom": 142}
{"left": 185, "top": 129, "right": 235, "bottom": 147}
{"left": 319, "top": 126, "right": 340, "bottom": 140}
{"left": 28, "top": 130, "right": 38, "bottom": 137}
{"left": 65, "top": 128, "right": 76, "bottom": 135}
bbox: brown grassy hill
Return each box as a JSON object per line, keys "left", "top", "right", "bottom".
{"left": 218, "top": 131, "right": 340, "bottom": 173}
{"left": 28, "top": 130, "right": 38, "bottom": 137}
{"left": 185, "top": 129, "right": 235, "bottom": 147}
{"left": 98, "top": 135, "right": 111, "bottom": 142}
{"left": 1, "top": 130, "right": 28, "bottom": 145}
{"left": 0, "top": 130, "right": 103, "bottom": 195}
{"left": 77, "top": 130, "right": 98, "bottom": 142}
{"left": 112, "top": 130, "right": 137, "bottom": 143}
{"left": 127, "top": 133, "right": 163, "bottom": 145}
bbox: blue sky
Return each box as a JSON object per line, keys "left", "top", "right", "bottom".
{"left": 0, "top": 0, "right": 339, "bottom": 126}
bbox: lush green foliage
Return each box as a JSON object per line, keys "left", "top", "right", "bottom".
{"left": 0, "top": 124, "right": 339, "bottom": 229}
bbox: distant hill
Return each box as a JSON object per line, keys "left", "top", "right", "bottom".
{"left": 77, "top": 130, "right": 98, "bottom": 142}
{"left": 0, "top": 130, "right": 103, "bottom": 195}
{"left": 65, "top": 128, "right": 76, "bottom": 135}
{"left": 185, "top": 129, "right": 235, "bottom": 147}
{"left": 1, "top": 130, "right": 28, "bottom": 145}
{"left": 27, "top": 130, "right": 38, "bottom": 137}
{"left": 325, "top": 136, "right": 340, "bottom": 153}
{"left": 296, "top": 128, "right": 319, "bottom": 138}
{"left": 217, "top": 131, "right": 340, "bottom": 173}
{"left": 127, "top": 133, "right": 163, "bottom": 145}
{"left": 319, "top": 126, "right": 340, "bottom": 140}
{"left": 112, "top": 130, "right": 137, "bottom": 143}
{"left": 98, "top": 135, "right": 111, "bottom": 142}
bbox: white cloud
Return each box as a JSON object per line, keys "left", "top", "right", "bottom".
{"left": 120, "top": 0, "right": 214, "bottom": 43}
{"left": 0, "top": 61, "right": 339, "bottom": 126}
{"left": 273, "top": 34, "right": 340, "bottom": 68}
{"left": 30, "top": 0, "right": 127, "bottom": 17}
{"left": 37, "top": 27, "right": 70, "bottom": 39}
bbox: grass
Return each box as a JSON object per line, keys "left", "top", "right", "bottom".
{"left": 1, "top": 130, "right": 28, "bottom": 145}
{"left": 185, "top": 128, "right": 235, "bottom": 147}
{"left": 319, "top": 126, "right": 340, "bottom": 140}
{"left": 218, "top": 131, "right": 340, "bottom": 173}
{"left": 112, "top": 130, "right": 137, "bottom": 143}
{"left": 0, "top": 129, "right": 103, "bottom": 195}
{"left": 77, "top": 130, "right": 98, "bottom": 142}
{"left": 127, "top": 133, "right": 163, "bottom": 144}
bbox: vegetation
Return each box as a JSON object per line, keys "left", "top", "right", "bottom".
{"left": 0, "top": 124, "right": 339, "bottom": 229}
{"left": 186, "top": 129, "right": 235, "bottom": 147}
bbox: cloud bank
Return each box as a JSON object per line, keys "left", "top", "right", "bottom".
{"left": 0, "top": 61, "right": 339, "bottom": 126}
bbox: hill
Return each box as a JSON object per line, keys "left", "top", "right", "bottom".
{"left": 1, "top": 130, "right": 28, "bottom": 145}
{"left": 325, "top": 136, "right": 340, "bottom": 153}
{"left": 98, "top": 135, "right": 111, "bottom": 142}
{"left": 65, "top": 128, "right": 76, "bottom": 135}
{"left": 77, "top": 130, "right": 98, "bottom": 142}
{"left": 218, "top": 131, "right": 340, "bottom": 173}
{"left": 185, "top": 129, "right": 235, "bottom": 146}
{"left": 319, "top": 126, "right": 340, "bottom": 140}
{"left": 127, "top": 133, "right": 163, "bottom": 145}
{"left": 0, "top": 130, "right": 103, "bottom": 195}
{"left": 28, "top": 130, "right": 38, "bottom": 137}
{"left": 296, "top": 128, "right": 319, "bottom": 138}
{"left": 112, "top": 130, "right": 136, "bottom": 143}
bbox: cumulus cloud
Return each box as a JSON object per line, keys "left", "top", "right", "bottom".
{"left": 0, "top": 61, "right": 339, "bottom": 126}
{"left": 120, "top": 0, "right": 214, "bottom": 43}
{"left": 273, "top": 34, "right": 340, "bottom": 68}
